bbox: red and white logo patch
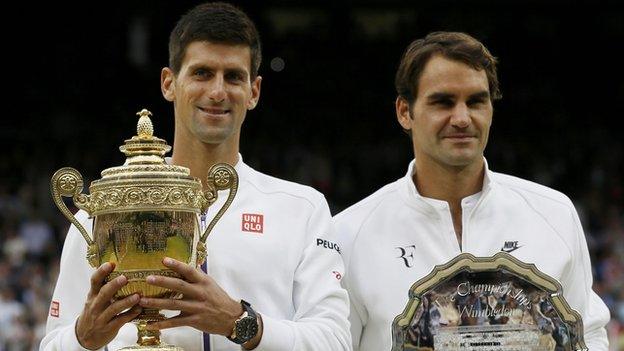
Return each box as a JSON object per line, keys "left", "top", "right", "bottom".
{"left": 242, "top": 213, "right": 263, "bottom": 233}
{"left": 50, "top": 301, "right": 60, "bottom": 317}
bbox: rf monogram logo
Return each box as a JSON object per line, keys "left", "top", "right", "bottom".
{"left": 396, "top": 245, "right": 416, "bottom": 268}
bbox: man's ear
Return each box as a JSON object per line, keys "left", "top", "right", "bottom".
{"left": 396, "top": 96, "right": 413, "bottom": 131}
{"left": 161, "top": 67, "right": 176, "bottom": 102}
{"left": 247, "top": 76, "right": 262, "bottom": 110}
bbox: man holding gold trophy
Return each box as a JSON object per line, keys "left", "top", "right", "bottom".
{"left": 335, "top": 32, "right": 610, "bottom": 350}
{"left": 41, "top": 2, "right": 350, "bottom": 351}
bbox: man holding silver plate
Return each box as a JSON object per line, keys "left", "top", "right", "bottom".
{"left": 41, "top": 3, "right": 350, "bottom": 351}
{"left": 335, "top": 32, "right": 610, "bottom": 350}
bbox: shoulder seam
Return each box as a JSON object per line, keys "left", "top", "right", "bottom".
{"left": 493, "top": 173, "right": 571, "bottom": 207}
{"left": 243, "top": 174, "right": 320, "bottom": 210}
{"left": 500, "top": 185, "right": 575, "bottom": 257}
{"left": 338, "top": 181, "right": 400, "bottom": 218}
{"left": 344, "top": 187, "right": 399, "bottom": 274}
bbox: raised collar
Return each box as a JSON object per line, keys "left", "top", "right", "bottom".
{"left": 399, "top": 158, "right": 494, "bottom": 213}
{"left": 164, "top": 153, "right": 251, "bottom": 182}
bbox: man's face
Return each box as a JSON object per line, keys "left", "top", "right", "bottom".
{"left": 161, "top": 41, "right": 261, "bottom": 146}
{"left": 397, "top": 54, "right": 493, "bottom": 169}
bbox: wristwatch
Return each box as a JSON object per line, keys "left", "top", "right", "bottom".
{"left": 228, "top": 300, "right": 259, "bottom": 344}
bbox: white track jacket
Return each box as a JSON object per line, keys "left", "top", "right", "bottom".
{"left": 41, "top": 157, "right": 351, "bottom": 351}
{"left": 334, "top": 160, "right": 609, "bottom": 351}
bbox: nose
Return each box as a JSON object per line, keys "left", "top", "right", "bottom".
{"left": 450, "top": 103, "right": 470, "bottom": 128}
{"left": 208, "top": 74, "right": 227, "bottom": 102}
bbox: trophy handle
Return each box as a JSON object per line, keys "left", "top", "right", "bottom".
{"left": 200, "top": 163, "right": 238, "bottom": 244}
{"left": 51, "top": 167, "right": 98, "bottom": 267}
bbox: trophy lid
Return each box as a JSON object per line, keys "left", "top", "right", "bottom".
{"left": 118, "top": 108, "right": 171, "bottom": 165}
{"left": 84, "top": 109, "right": 206, "bottom": 215}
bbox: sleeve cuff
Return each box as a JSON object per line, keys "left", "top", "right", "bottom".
{"left": 252, "top": 314, "right": 295, "bottom": 351}
{"left": 61, "top": 317, "right": 103, "bottom": 351}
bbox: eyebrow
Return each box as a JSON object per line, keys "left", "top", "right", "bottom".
{"left": 468, "top": 91, "right": 490, "bottom": 100}
{"left": 187, "top": 63, "right": 249, "bottom": 77}
{"left": 426, "top": 92, "right": 454, "bottom": 101}
{"left": 426, "top": 90, "right": 490, "bottom": 101}
{"left": 187, "top": 63, "right": 210, "bottom": 72}
{"left": 225, "top": 67, "right": 249, "bottom": 77}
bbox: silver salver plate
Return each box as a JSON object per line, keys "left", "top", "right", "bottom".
{"left": 391, "top": 252, "right": 585, "bottom": 351}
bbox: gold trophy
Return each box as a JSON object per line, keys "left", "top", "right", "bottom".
{"left": 50, "top": 109, "right": 238, "bottom": 350}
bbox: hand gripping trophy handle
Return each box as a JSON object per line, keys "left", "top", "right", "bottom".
{"left": 50, "top": 167, "right": 98, "bottom": 267}
{"left": 196, "top": 163, "right": 239, "bottom": 266}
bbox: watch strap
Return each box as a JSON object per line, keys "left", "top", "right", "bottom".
{"left": 228, "top": 300, "right": 258, "bottom": 344}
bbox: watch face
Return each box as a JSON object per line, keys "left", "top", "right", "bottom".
{"left": 237, "top": 316, "right": 258, "bottom": 341}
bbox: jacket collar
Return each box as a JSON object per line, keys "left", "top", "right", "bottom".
{"left": 164, "top": 153, "right": 251, "bottom": 183}
{"left": 399, "top": 158, "right": 494, "bottom": 212}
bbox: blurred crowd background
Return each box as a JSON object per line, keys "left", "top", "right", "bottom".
{"left": 2, "top": 1, "right": 622, "bottom": 350}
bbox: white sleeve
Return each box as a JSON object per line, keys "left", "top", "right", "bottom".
{"left": 40, "top": 211, "right": 100, "bottom": 351}
{"left": 564, "top": 206, "right": 610, "bottom": 350}
{"left": 333, "top": 215, "right": 367, "bottom": 351}
{"left": 254, "top": 195, "right": 352, "bottom": 351}
{"left": 342, "top": 270, "right": 366, "bottom": 350}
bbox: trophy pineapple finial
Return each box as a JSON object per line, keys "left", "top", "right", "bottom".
{"left": 136, "top": 108, "right": 154, "bottom": 139}
{"left": 120, "top": 108, "right": 170, "bottom": 162}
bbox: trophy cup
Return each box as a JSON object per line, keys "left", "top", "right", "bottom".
{"left": 50, "top": 109, "right": 238, "bottom": 350}
{"left": 392, "top": 252, "right": 586, "bottom": 351}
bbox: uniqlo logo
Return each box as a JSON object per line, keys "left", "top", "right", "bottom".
{"left": 242, "top": 213, "right": 263, "bottom": 233}
{"left": 50, "top": 301, "right": 60, "bottom": 317}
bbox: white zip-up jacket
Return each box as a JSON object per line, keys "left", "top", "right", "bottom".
{"left": 334, "top": 159, "right": 610, "bottom": 351}
{"left": 41, "top": 157, "right": 351, "bottom": 351}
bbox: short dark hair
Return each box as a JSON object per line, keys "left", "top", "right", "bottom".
{"left": 168, "top": 2, "right": 262, "bottom": 78}
{"left": 395, "top": 31, "right": 501, "bottom": 104}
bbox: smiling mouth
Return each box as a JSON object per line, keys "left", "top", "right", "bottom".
{"left": 443, "top": 135, "right": 476, "bottom": 141}
{"left": 198, "top": 106, "right": 230, "bottom": 116}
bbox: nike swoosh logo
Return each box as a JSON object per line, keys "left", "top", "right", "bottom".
{"left": 501, "top": 246, "right": 522, "bottom": 253}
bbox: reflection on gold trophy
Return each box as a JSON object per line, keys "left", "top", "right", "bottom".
{"left": 50, "top": 109, "right": 238, "bottom": 350}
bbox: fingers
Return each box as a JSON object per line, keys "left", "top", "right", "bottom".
{"left": 162, "top": 257, "right": 203, "bottom": 283}
{"left": 145, "top": 257, "right": 205, "bottom": 298}
{"left": 101, "top": 294, "right": 141, "bottom": 322}
{"left": 139, "top": 296, "right": 201, "bottom": 313}
{"left": 145, "top": 315, "right": 197, "bottom": 331}
{"left": 88, "top": 262, "right": 115, "bottom": 298}
{"left": 92, "top": 275, "right": 129, "bottom": 312}
{"left": 108, "top": 304, "right": 143, "bottom": 330}
{"left": 146, "top": 275, "right": 202, "bottom": 299}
